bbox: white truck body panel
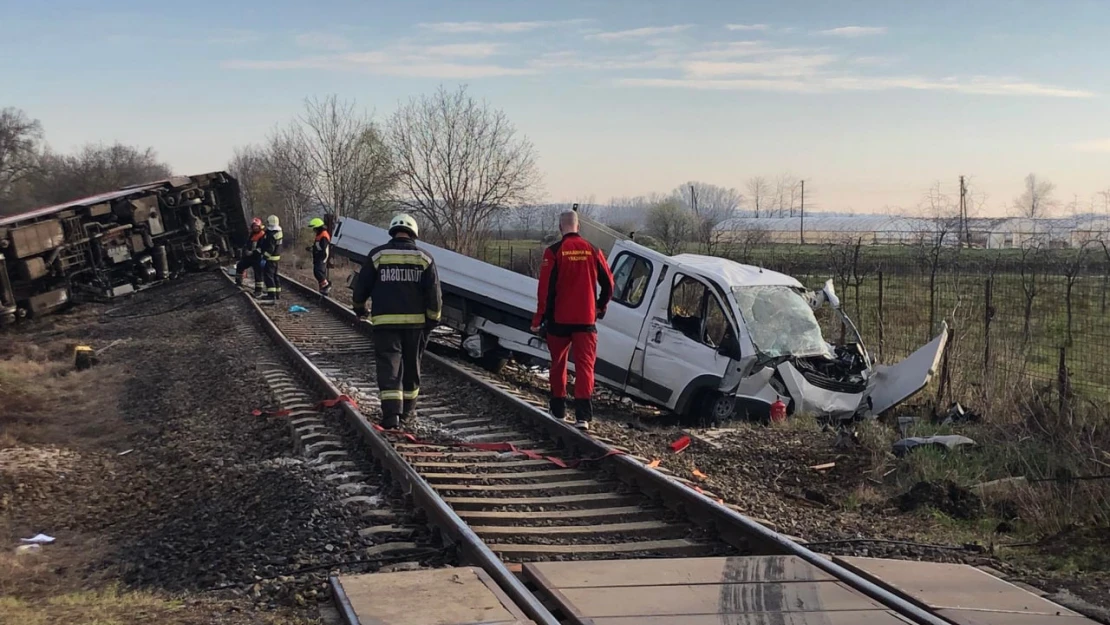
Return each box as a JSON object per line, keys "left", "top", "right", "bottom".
{"left": 331, "top": 216, "right": 946, "bottom": 420}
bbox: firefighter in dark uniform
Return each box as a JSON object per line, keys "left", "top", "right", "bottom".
{"left": 236, "top": 217, "right": 265, "bottom": 296}
{"left": 351, "top": 214, "right": 442, "bottom": 430}
{"left": 306, "top": 217, "right": 331, "bottom": 296}
{"left": 260, "top": 214, "right": 283, "bottom": 300}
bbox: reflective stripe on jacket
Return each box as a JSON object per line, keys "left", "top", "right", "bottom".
{"left": 352, "top": 237, "right": 442, "bottom": 328}
{"left": 261, "top": 227, "right": 283, "bottom": 261}
{"left": 311, "top": 230, "right": 331, "bottom": 264}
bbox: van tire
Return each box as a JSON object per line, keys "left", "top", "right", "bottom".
{"left": 479, "top": 353, "right": 508, "bottom": 374}
{"left": 689, "top": 391, "right": 735, "bottom": 425}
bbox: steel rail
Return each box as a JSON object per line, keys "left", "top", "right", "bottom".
{"left": 281, "top": 272, "right": 956, "bottom": 625}
{"left": 226, "top": 274, "right": 561, "bottom": 625}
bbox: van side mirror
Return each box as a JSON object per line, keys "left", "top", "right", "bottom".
{"left": 717, "top": 334, "right": 743, "bottom": 360}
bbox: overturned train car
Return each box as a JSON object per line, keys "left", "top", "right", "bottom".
{"left": 0, "top": 172, "right": 246, "bottom": 325}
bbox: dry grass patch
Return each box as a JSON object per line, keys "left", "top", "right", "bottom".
{"left": 0, "top": 349, "right": 126, "bottom": 451}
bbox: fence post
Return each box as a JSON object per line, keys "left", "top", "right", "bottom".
{"left": 528, "top": 249, "right": 534, "bottom": 277}
{"left": 510, "top": 246, "right": 514, "bottom": 272}
{"left": 934, "top": 325, "right": 954, "bottom": 411}
{"left": 1057, "top": 346, "right": 1070, "bottom": 421}
{"left": 1102, "top": 271, "right": 1108, "bottom": 314}
{"left": 498, "top": 245, "right": 502, "bottom": 267}
{"left": 983, "top": 276, "right": 993, "bottom": 369}
{"left": 877, "top": 271, "right": 885, "bottom": 363}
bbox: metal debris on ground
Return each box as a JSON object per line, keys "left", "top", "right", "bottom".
{"left": 892, "top": 434, "right": 977, "bottom": 458}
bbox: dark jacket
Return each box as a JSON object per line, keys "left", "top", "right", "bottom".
{"left": 533, "top": 232, "right": 614, "bottom": 334}
{"left": 352, "top": 237, "right": 442, "bottom": 329}
{"left": 260, "top": 228, "right": 283, "bottom": 261}
{"left": 310, "top": 229, "right": 331, "bottom": 265}
{"left": 245, "top": 230, "right": 264, "bottom": 257}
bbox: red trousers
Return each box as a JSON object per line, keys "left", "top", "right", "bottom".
{"left": 546, "top": 331, "right": 598, "bottom": 400}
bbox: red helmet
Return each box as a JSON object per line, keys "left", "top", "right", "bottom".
{"left": 250, "top": 217, "right": 263, "bottom": 228}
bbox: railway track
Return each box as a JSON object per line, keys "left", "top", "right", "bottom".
{"left": 232, "top": 271, "right": 954, "bottom": 625}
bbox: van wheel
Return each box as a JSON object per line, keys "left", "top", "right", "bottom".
{"left": 479, "top": 353, "right": 508, "bottom": 374}
{"left": 689, "top": 392, "right": 735, "bottom": 426}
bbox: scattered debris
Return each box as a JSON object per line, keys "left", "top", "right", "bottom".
{"left": 20, "top": 533, "right": 55, "bottom": 545}
{"left": 288, "top": 305, "right": 309, "bottom": 313}
{"left": 691, "top": 468, "right": 709, "bottom": 481}
{"left": 669, "top": 435, "right": 691, "bottom": 453}
{"left": 935, "top": 401, "right": 981, "bottom": 425}
{"left": 892, "top": 434, "right": 976, "bottom": 457}
{"left": 647, "top": 459, "right": 660, "bottom": 468}
{"left": 95, "top": 338, "right": 128, "bottom": 356}
{"left": 118, "top": 449, "right": 134, "bottom": 456}
{"left": 809, "top": 462, "right": 836, "bottom": 471}
{"left": 15, "top": 544, "right": 41, "bottom": 555}
{"left": 74, "top": 345, "right": 95, "bottom": 370}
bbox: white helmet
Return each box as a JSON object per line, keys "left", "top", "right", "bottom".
{"left": 266, "top": 215, "right": 280, "bottom": 230}
{"left": 389, "top": 213, "right": 418, "bottom": 239}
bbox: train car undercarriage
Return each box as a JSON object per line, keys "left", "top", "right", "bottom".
{"left": 0, "top": 171, "right": 246, "bottom": 325}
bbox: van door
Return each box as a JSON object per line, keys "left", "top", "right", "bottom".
{"left": 638, "top": 272, "right": 736, "bottom": 411}
{"left": 593, "top": 249, "right": 659, "bottom": 393}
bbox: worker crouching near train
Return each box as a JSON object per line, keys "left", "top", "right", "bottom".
{"left": 531, "top": 210, "right": 614, "bottom": 431}
{"left": 236, "top": 217, "right": 265, "bottom": 296}
{"left": 306, "top": 217, "right": 331, "bottom": 296}
{"left": 351, "top": 214, "right": 442, "bottom": 430}
{"left": 260, "top": 215, "right": 283, "bottom": 301}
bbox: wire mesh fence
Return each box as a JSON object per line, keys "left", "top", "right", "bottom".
{"left": 478, "top": 236, "right": 1110, "bottom": 406}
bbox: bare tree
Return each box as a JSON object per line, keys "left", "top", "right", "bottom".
{"left": 719, "top": 223, "right": 769, "bottom": 264}
{"left": 275, "top": 95, "right": 395, "bottom": 222}
{"left": 33, "top": 142, "right": 172, "bottom": 206}
{"left": 645, "top": 197, "right": 693, "bottom": 255}
{"left": 0, "top": 107, "right": 44, "bottom": 210}
{"left": 772, "top": 173, "right": 801, "bottom": 218}
{"left": 1013, "top": 173, "right": 1057, "bottom": 219}
{"left": 746, "top": 176, "right": 769, "bottom": 218}
{"left": 266, "top": 131, "right": 315, "bottom": 246}
{"left": 513, "top": 204, "right": 539, "bottom": 239}
{"left": 1018, "top": 240, "right": 1043, "bottom": 343}
{"left": 673, "top": 181, "right": 742, "bottom": 254}
{"left": 228, "top": 144, "right": 271, "bottom": 217}
{"left": 388, "top": 84, "right": 542, "bottom": 255}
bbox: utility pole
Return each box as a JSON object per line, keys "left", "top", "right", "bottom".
{"left": 689, "top": 184, "right": 698, "bottom": 216}
{"left": 799, "top": 179, "right": 805, "bottom": 244}
{"left": 959, "top": 175, "right": 967, "bottom": 248}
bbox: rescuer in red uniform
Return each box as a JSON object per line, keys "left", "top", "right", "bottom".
{"left": 530, "top": 211, "right": 614, "bottom": 430}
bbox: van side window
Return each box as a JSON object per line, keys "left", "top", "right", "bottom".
{"left": 609, "top": 252, "right": 652, "bottom": 307}
{"left": 668, "top": 275, "right": 707, "bottom": 342}
{"left": 704, "top": 295, "right": 729, "bottom": 348}
{"left": 669, "top": 275, "right": 733, "bottom": 349}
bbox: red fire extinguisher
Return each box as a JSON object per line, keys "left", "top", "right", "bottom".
{"left": 770, "top": 396, "right": 787, "bottom": 423}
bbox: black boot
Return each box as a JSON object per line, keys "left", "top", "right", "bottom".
{"left": 381, "top": 413, "right": 400, "bottom": 430}
{"left": 574, "top": 398, "right": 593, "bottom": 431}
{"left": 549, "top": 397, "right": 567, "bottom": 421}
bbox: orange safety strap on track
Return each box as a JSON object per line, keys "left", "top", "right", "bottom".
{"left": 317, "top": 395, "right": 356, "bottom": 409}
{"left": 369, "top": 425, "right": 624, "bottom": 469}
{"left": 252, "top": 394, "right": 355, "bottom": 417}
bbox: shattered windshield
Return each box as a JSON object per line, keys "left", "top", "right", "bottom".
{"left": 731, "top": 286, "right": 831, "bottom": 358}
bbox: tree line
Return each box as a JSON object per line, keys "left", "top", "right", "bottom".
{"left": 0, "top": 107, "right": 172, "bottom": 216}
{"left": 229, "top": 85, "right": 541, "bottom": 254}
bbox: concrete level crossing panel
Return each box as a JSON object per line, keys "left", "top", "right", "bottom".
{"left": 333, "top": 566, "right": 533, "bottom": 625}
{"left": 834, "top": 556, "right": 1098, "bottom": 625}
{"left": 523, "top": 556, "right": 914, "bottom": 624}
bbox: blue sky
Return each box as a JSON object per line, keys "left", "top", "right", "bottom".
{"left": 3, "top": 0, "right": 1109, "bottom": 215}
